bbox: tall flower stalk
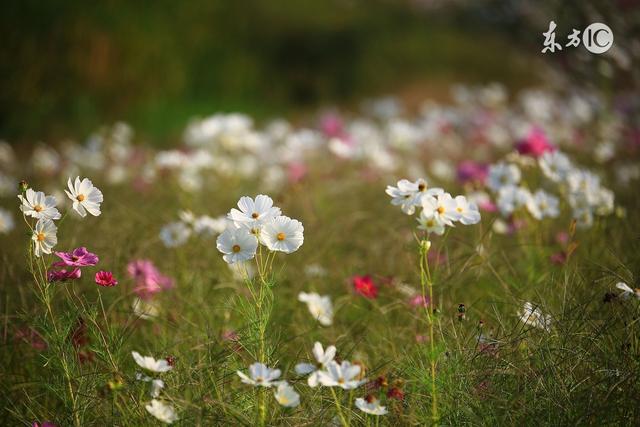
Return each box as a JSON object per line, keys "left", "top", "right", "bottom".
{"left": 386, "top": 178, "right": 481, "bottom": 424}
{"left": 217, "top": 194, "right": 304, "bottom": 426}
{"left": 17, "top": 178, "right": 104, "bottom": 427}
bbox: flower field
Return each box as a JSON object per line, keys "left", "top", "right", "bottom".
{"left": 1, "top": 83, "right": 640, "bottom": 426}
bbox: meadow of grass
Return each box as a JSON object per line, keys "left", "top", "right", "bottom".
{"left": 1, "top": 85, "right": 639, "bottom": 426}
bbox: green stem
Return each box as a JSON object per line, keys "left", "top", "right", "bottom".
{"left": 330, "top": 387, "right": 349, "bottom": 427}
{"left": 419, "top": 239, "right": 438, "bottom": 425}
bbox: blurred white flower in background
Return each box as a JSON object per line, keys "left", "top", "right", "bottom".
{"left": 298, "top": 292, "right": 333, "bottom": 326}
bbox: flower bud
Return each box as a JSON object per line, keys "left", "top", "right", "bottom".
{"left": 18, "top": 180, "right": 29, "bottom": 192}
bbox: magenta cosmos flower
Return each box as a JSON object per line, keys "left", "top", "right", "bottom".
{"left": 47, "top": 267, "right": 81, "bottom": 283}
{"left": 95, "top": 271, "right": 118, "bottom": 287}
{"left": 127, "top": 259, "right": 173, "bottom": 299}
{"left": 516, "top": 127, "right": 555, "bottom": 158}
{"left": 54, "top": 247, "right": 99, "bottom": 267}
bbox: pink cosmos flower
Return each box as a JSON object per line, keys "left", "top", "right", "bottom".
{"left": 287, "top": 161, "right": 307, "bottom": 183}
{"left": 54, "top": 247, "right": 99, "bottom": 267}
{"left": 409, "top": 295, "right": 430, "bottom": 308}
{"left": 320, "top": 112, "right": 345, "bottom": 138}
{"left": 15, "top": 327, "right": 47, "bottom": 351}
{"left": 32, "top": 422, "right": 57, "bottom": 427}
{"left": 352, "top": 275, "right": 379, "bottom": 299}
{"left": 457, "top": 161, "right": 488, "bottom": 185}
{"left": 550, "top": 251, "right": 567, "bottom": 265}
{"left": 127, "top": 259, "right": 174, "bottom": 300}
{"left": 95, "top": 271, "right": 118, "bottom": 287}
{"left": 47, "top": 266, "right": 81, "bottom": 283}
{"left": 516, "top": 127, "right": 555, "bottom": 158}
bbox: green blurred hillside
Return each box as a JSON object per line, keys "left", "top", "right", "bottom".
{"left": 1, "top": 0, "right": 539, "bottom": 143}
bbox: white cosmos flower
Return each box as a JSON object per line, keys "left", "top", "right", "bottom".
{"left": 260, "top": 215, "right": 304, "bottom": 253}
{"left": 159, "top": 221, "right": 191, "bottom": 248}
{"left": 298, "top": 292, "right": 333, "bottom": 326}
{"left": 227, "top": 195, "right": 281, "bottom": 228}
{"left": 193, "top": 215, "right": 228, "bottom": 236}
{"left": 421, "top": 192, "right": 460, "bottom": 226}
{"left": 145, "top": 399, "right": 178, "bottom": 424}
{"left": 526, "top": 190, "right": 560, "bottom": 220}
{"left": 453, "top": 195, "right": 481, "bottom": 225}
{"left": 573, "top": 207, "right": 594, "bottom": 229}
{"left": 317, "top": 360, "right": 365, "bottom": 389}
{"left": 487, "top": 162, "right": 521, "bottom": 192}
{"left": 32, "top": 219, "right": 57, "bottom": 257}
{"left": 497, "top": 185, "right": 530, "bottom": 216}
{"left": 18, "top": 188, "right": 61, "bottom": 220}
{"left": 615, "top": 282, "right": 640, "bottom": 300}
{"left": 150, "top": 379, "right": 165, "bottom": 398}
{"left": 385, "top": 178, "right": 443, "bottom": 215}
{"left": 237, "top": 363, "right": 281, "bottom": 387}
{"left": 539, "top": 151, "right": 572, "bottom": 182}
{"left": 64, "top": 176, "right": 103, "bottom": 217}
{"left": 0, "top": 208, "right": 14, "bottom": 234}
{"left": 518, "top": 302, "right": 551, "bottom": 331}
{"left": 295, "top": 342, "right": 336, "bottom": 387}
{"left": 131, "top": 351, "right": 173, "bottom": 373}
{"left": 216, "top": 227, "right": 258, "bottom": 264}
{"left": 355, "top": 397, "right": 388, "bottom": 416}
{"left": 417, "top": 211, "right": 445, "bottom": 235}
{"left": 274, "top": 382, "right": 300, "bottom": 408}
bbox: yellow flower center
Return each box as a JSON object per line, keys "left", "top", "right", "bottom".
{"left": 437, "top": 206, "right": 445, "bottom": 214}
{"left": 34, "top": 205, "right": 43, "bottom": 212}
{"left": 418, "top": 183, "right": 426, "bottom": 192}
{"left": 426, "top": 220, "right": 434, "bottom": 227}
{"left": 232, "top": 244, "right": 241, "bottom": 253}
{"left": 277, "top": 232, "right": 286, "bottom": 241}
{"left": 37, "top": 232, "right": 46, "bottom": 241}
{"left": 456, "top": 207, "right": 463, "bottom": 213}
{"left": 251, "top": 212, "right": 259, "bottom": 219}
{"left": 76, "top": 194, "right": 85, "bottom": 202}
{"left": 338, "top": 377, "right": 345, "bottom": 385}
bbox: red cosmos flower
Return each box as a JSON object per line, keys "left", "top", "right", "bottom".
{"left": 352, "top": 275, "right": 379, "bottom": 299}
{"left": 95, "top": 271, "right": 118, "bottom": 287}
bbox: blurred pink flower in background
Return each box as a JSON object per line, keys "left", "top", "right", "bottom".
{"left": 457, "top": 160, "right": 488, "bottom": 185}
{"left": 320, "top": 112, "right": 345, "bottom": 139}
{"left": 409, "top": 294, "right": 430, "bottom": 308}
{"left": 15, "top": 327, "right": 47, "bottom": 351}
{"left": 555, "top": 231, "right": 570, "bottom": 246}
{"left": 516, "top": 127, "right": 555, "bottom": 158}
{"left": 287, "top": 161, "right": 307, "bottom": 183}
{"left": 550, "top": 251, "right": 567, "bottom": 265}
{"left": 127, "top": 259, "right": 174, "bottom": 300}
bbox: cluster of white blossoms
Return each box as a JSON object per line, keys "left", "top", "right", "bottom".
{"left": 131, "top": 351, "right": 178, "bottom": 424}
{"left": 158, "top": 210, "right": 228, "bottom": 248}
{"left": 237, "top": 363, "right": 300, "bottom": 408}
{"left": 237, "top": 342, "right": 386, "bottom": 415}
{"left": 518, "top": 302, "right": 552, "bottom": 332}
{"left": 386, "top": 177, "right": 481, "bottom": 235}
{"left": 18, "top": 177, "right": 103, "bottom": 257}
{"left": 486, "top": 150, "right": 614, "bottom": 228}
{"left": 216, "top": 195, "right": 304, "bottom": 264}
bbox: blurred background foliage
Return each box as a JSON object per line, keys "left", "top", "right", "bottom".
{"left": 2, "top": 0, "right": 638, "bottom": 143}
